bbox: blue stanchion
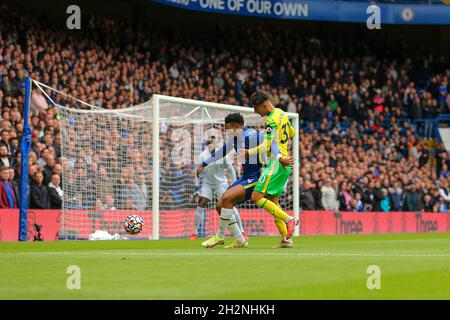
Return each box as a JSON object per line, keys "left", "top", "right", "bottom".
{"left": 18, "top": 77, "right": 32, "bottom": 241}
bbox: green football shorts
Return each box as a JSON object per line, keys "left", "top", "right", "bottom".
{"left": 254, "top": 158, "right": 291, "bottom": 197}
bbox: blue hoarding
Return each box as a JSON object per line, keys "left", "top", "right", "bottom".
{"left": 152, "top": 0, "right": 450, "bottom": 25}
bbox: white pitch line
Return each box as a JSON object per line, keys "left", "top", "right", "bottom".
{"left": 3, "top": 251, "right": 450, "bottom": 258}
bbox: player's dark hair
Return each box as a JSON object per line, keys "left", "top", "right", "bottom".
{"left": 206, "top": 136, "right": 216, "bottom": 145}
{"left": 225, "top": 113, "right": 244, "bottom": 125}
{"left": 250, "top": 90, "right": 270, "bottom": 107}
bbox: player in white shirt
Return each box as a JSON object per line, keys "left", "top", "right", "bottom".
{"left": 189, "top": 135, "right": 246, "bottom": 240}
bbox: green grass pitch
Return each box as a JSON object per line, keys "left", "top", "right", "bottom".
{"left": 1, "top": 233, "right": 450, "bottom": 299}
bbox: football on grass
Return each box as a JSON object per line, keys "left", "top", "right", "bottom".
{"left": 123, "top": 215, "right": 144, "bottom": 235}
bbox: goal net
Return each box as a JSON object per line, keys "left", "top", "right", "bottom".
{"left": 32, "top": 81, "right": 299, "bottom": 240}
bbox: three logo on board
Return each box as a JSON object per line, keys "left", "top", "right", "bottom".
{"left": 415, "top": 213, "right": 438, "bottom": 233}
{"left": 334, "top": 212, "right": 363, "bottom": 235}
{"left": 332, "top": 212, "right": 440, "bottom": 235}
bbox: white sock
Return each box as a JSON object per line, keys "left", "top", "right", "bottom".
{"left": 232, "top": 207, "right": 245, "bottom": 233}
{"left": 229, "top": 215, "right": 245, "bottom": 243}
{"left": 217, "top": 207, "right": 233, "bottom": 239}
{"left": 193, "top": 206, "right": 204, "bottom": 234}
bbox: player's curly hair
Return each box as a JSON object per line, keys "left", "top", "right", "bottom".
{"left": 225, "top": 113, "right": 244, "bottom": 125}
{"left": 250, "top": 90, "right": 270, "bottom": 107}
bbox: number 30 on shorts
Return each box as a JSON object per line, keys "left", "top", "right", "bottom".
{"left": 258, "top": 174, "right": 266, "bottom": 184}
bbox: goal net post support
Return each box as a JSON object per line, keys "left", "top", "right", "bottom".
{"left": 27, "top": 80, "right": 299, "bottom": 240}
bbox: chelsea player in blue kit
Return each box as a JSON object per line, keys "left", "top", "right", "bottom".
{"left": 196, "top": 113, "right": 293, "bottom": 248}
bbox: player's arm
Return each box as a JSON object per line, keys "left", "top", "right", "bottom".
{"left": 223, "top": 150, "right": 237, "bottom": 182}
{"left": 247, "top": 121, "right": 276, "bottom": 156}
{"left": 246, "top": 127, "right": 294, "bottom": 167}
{"left": 249, "top": 134, "right": 281, "bottom": 159}
{"left": 226, "top": 162, "right": 237, "bottom": 182}
{"left": 267, "top": 135, "right": 294, "bottom": 167}
{"left": 202, "top": 137, "right": 234, "bottom": 166}
{"left": 196, "top": 138, "right": 233, "bottom": 178}
{"left": 287, "top": 120, "right": 296, "bottom": 138}
{"left": 279, "top": 120, "right": 296, "bottom": 166}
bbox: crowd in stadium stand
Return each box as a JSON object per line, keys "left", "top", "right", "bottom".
{"left": 0, "top": 3, "right": 450, "bottom": 212}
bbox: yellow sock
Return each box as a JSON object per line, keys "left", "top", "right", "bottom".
{"left": 274, "top": 202, "right": 287, "bottom": 237}
{"left": 256, "top": 198, "right": 291, "bottom": 222}
{"left": 274, "top": 216, "right": 287, "bottom": 238}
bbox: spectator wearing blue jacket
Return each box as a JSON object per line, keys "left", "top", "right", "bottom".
{"left": 380, "top": 189, "right": 390, "bottom": 212}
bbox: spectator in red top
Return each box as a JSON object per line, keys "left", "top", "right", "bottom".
{"left": 0, "top": 166, "right": 17, "bottom": 208}
{"left": 373, "top": 89, "right": 385, "bottom": 114}
{"left": 8, "top": 167, "right": 20, "bottom": 208}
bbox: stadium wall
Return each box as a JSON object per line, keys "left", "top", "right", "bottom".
{"left": 1, "top": 209, "right": 449, "bottom": 241}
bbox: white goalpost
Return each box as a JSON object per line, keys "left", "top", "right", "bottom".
{"left": 151, "top": 94, "right": 300, "bottom": 240}
{"left": 31, "top": 80, "right": 299, "bottom": 240}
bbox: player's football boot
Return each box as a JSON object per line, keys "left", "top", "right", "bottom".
{"left": 286, "top": 218, "right": 299, "bottom": 240}
{"left": 224, "top": 240, "right": 248, "bottom": 249}
{"left": 272, "top": 239, "right": 293, "bottom": 249}
{"left": 188, "top": 234, "right": 198, "bottom": 240}
{"left": 242, "top": 231, "right": 249, "bottom": 241}
{"left": 201, "top": 235, "right": 225, "bottom": 248}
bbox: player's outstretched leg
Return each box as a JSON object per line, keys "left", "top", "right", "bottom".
{"left": 218, "top": 185, "right": 247, "bottom": 243}
{"left": 252, "top": 191, "right": 297, "bottom": 239}
{"left": 224, "top": 215, "right": 248, "bottom": 248}
{"left": 252, "top": 160, "right": 298, "bottom": 242}
{"left": 272, "top": 215, "right": 292, "bottom": 248}
{"left": 202, "top": 185, "right": 247, "bottom": 248}
{"left": 272, "top": 203, "right": 294, "bottom": 248}
{"left": 232, "top": 207, "right": 248, "bottom": 240}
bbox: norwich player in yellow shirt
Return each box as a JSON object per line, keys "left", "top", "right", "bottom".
{"left": 247, "top": 90, "right": 297, "bottom": 248}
